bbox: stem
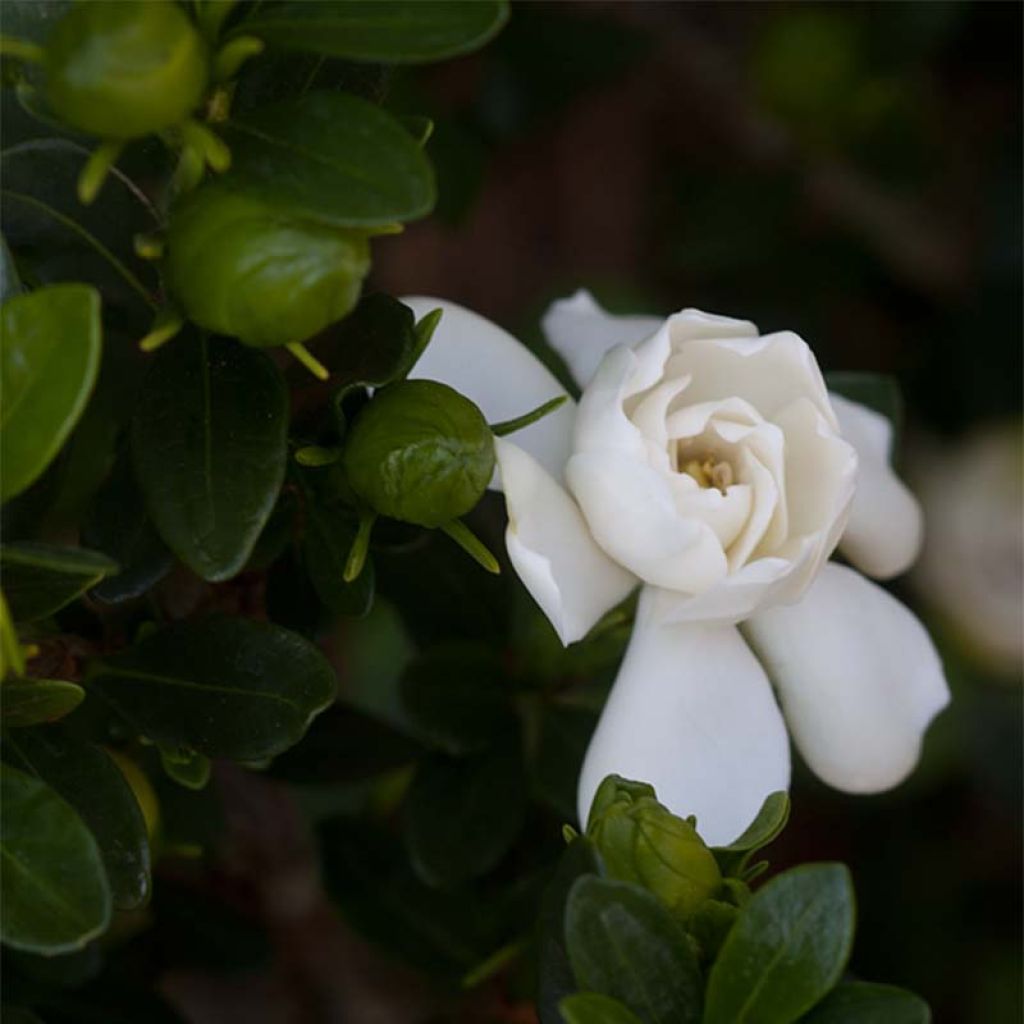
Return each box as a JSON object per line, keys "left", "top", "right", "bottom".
{"left": 441, "top": 519, "right": 500, "bottom": 575}
{"left": 343, "top": 510, "right": 376, "bottom": 583}
{"left": 490, "top": 394, "right": 568, "bottom": 437}
{"left": 286, "top": 341, "right": 329, "bottom": 381}
{"left": 77, "top": 141, "right": 125, "bottom": 205}
{"left": 139, "top": 307, "right": 184, "bottom": 353}
{"left": 0, "top": 36, "right": 45, "bottom": 63}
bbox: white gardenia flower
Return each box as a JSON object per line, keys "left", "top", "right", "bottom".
{"left": 402, "top": 289, "right": 950, "bottom": 845}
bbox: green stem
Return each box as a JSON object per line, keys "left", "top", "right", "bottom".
{"left": 77, "top": 141, "right": 125, "bottom": 205}
{"left": 490, "top": 394, "right": 568, "bottom": 437}
{"left": 441, "top": 519, "right": 500, "bottom": 575}
{"left": 344, "top": 510, "right": 376, "bottom": 582}
{"left": 139, "top": 306, "right": 185, "bottom": 353}
{"left": 287, "top": 341, "right": 329, "bottom": 381}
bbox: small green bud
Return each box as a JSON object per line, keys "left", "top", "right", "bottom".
{"left": 45, "top": 1, "right": 209, "bottom": 140}
{"left": 342, "top": 380, "right": 495, "bottom": 528}
{"left": 164, "top": 183, "right": 371, "bottom": 347}
{"left": 586, "top": 775, "right": 722, "bottom": 920}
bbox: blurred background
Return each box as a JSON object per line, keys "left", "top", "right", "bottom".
{"left": 9, "top": 3, "right": 1017, "bottom": 1022}
{"left": 374, "top": 3, "right": 1023, "bottom": 1021}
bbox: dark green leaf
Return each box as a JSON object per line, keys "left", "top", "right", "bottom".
{"left": 81, "top": 452, "right": 173, "bottom": 603}
{"left": 1, "top": 235, "right": 21, "bottom": 303}
{"left": 825, "top": 372, "right": 903, "bottom": 447}
{"left": 798, "top": 982, "right": 931, "bottom": 1024}
{"left": 0, "top": 762, "right": 111, "bottom": 953}
{"left": 400, "top": 643, "right": 513, "bottom": 754}
{"left": 4, "top": 725, "right": 150, "bottom": 910}
{"left": 0, "top": 542, "right": 117, "bottom": 621}
{"left": 1, "top": 140, "right": 158, "bottom": 317}
{"left": 538, "top": 839, "right": 600, "bottom": 1024}
{"left": 87, "top": 616, "right": 336, "bottom": 760}
{"left": 158, "top": 745, "right": 211, "bottom": 791}
{"left": 0, "top": 284, "right": 102, "bottom": 502}
{"left": 321, "top": 293, "right": 418, "bottom": 392}
{"left": 559, "top": 993, "right": 645, "bottom": 1024}
{"left": 565, "top": 876, "right": 702, "bottom": 1024}
{"left": 302, "top": 502, "right": 375, "bottom": 616}
{"left": 131, "top": 335, "right": 288, "bottom": 582}
{"left": 270, "top": 703, "right": 421, "bottom": 783}
{"left": 713, "top": 791, "right": 790, "bottom": 877}
{"left": 704, "top": 864, "right": 855, "bottom": 1024}
{"left": 236, "top": 1, "right": 509, "bottom": 64}
{"left": 224, "top": 91, "right": 435, "bottom": 228}
{"left": 1, "top": 678, "right": 85, "bottom": 727}
{"left": 533, "top": 704, "right": 598, "bottom": 821}
{"left": 403, "top": 740, "right": 527, "bottom": 887}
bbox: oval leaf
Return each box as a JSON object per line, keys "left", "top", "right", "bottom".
{"left": 564, "top": 876, "right": 703, "bottom": 1024}
{"left": 5, "top": 725, "right": 150, "bottom": 910}
{"left": 131, "top": 335, "right": 288, "bottom": 582}
{"left": 236, "top": 0, "right": 509, "bottom": 64}
{"left": 559, "top": 993, "right": 645, "bottom": 1024}
{"left": 0, "top": 762, "right": 111, "bottom": 954}
{"left": 704, "top": 863, "right": 855, "bottom": 1024}
{"left": 1, "top": 284, "right": 102, "bottom": 501}
{"left": 0, "top": 542, "right": 118, "bottom": 621}
{"left": 403, "top": 741, "right": 526, "bottom": 888}
{"left": 798, "top": 982, "right": 931, "bottom": 1024}
{"left": 87, "top": 617, "right": 336, "bottom": 760}
{"left": 1, "top": 678, "right": 85, "bottom": 727}
{"left": 225, "top": 91, "right": 435, "bottom": 227}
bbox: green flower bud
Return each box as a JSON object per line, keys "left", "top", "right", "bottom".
{"left": 343, "top": 380, "right": 495, "bottom": 528}
{"left": 45, "top": 1, "right": 209, "bottom": 140}
{"left": 587, "top": 775, "right": 721, "bottom": 920}
{"left": 164, "top": 184, "right": 371, "bottom": 348}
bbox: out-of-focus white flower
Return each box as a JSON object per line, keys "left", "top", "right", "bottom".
{"left": 403, "top": 290, "right": 949, "bottom": 844}
{"left": 911, "top": 423, "right": 1023, "bottom": 679}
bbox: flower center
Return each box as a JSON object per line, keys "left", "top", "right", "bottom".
{"left": 677, "top": 449, "right": 734, "bottom": 494}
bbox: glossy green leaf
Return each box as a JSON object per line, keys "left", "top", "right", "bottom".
{"left": 1, "top": 678, "right": 85, "bottom": 727}
{"left": 87, "top": 616, "right": 336, "bottom": 760}
{"left": 322, "top": 293, "right": 419, "bottom": 391}
{"left": 0, "top": 542, "right": 118, "bottom": 621}
{"left": 1, "top": 140, "right": 158, "bottom": 317}
{"left": 0, "top": 762, "right": 111, "bottom": 954}
{"left": 302, "top": 501, "right": 375, "bottom": 616}
{"left": 564, "top": 876, "right": 703, "bottom": 1024}
{"left": 224, "top": 91, "right": 435, "bottom": 227}
{"left": 798, "top": 982, "right": 931, "bottom": 1023}
{"left": 270, "top": 703, "right": 421, "bottom": 784}
{"left": 1, "top": 284, "right": 102, "bottom": 502}
{"left": 80, "top": 452, "right": 174, "bottom": 604}
{"left": 704, "top": 864, "right": 856, "bottom": 1024}
{"left": 559, "top": 993, "right": 645, "bottom": 1024}
{"left": 236, "top": 1, "right": 509, "bottom": 64}
{"left": 400, "top": 643, "right": 513, "bottom": 754}
{"left": 713, "top": 791, "right": 790, "bottom": 878}
{"left": 403, "top": 740, "right": 527, "bottom": 887}
{"left": 131, "top": 335, "right": 288, "bottom": 582}
{"left": 4, "top": 725, "right": 150, "bottom": 910}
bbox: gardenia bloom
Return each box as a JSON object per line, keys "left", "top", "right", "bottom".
{"left": 403, "top": 290, "right": 950, "bottom": 845}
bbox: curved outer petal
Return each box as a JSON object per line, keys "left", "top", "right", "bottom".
{"left": 831, "top": 393, "right": 923, "bottom": 579}
{"left": 578, "top": 586, "right": 791, "bottom": 846}
{"left": 541, "top": 290, "right": 663, "bottom": 390}
{"left": 496, "top": 438, "right": 636, "bottom": 646}
{"left": 743, "top": 562, "right": 949, "bottom": 794}
{"left": 402, "top": 296, "right": 575, "bottom": 483}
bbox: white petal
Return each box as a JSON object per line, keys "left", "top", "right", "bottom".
{"left": 402, "top": 296, "right": 575, "bottom": 483}
{"left": 668, "top": 330, "right": 837, "bottom": 429}
{"left": 831, "top": 394, "right": 923, "bottom": 579}
{"left": 541, "top": 290, "right": 663, "bottom": 390}
{"left": 567, "top": 451, "right": 728, "bottom": 593}
{"left": 496, "top": 438, "right": 636, "bottom": 646}
{"left": 744, "top": 562, "right": 949, "bottom": 793}
{"left": 578, "top": 586, "right": 791, "bottom": 845}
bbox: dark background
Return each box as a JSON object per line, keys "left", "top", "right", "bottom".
{"left": 371, "top": 3, "right": 1022, "bottom": 1021}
